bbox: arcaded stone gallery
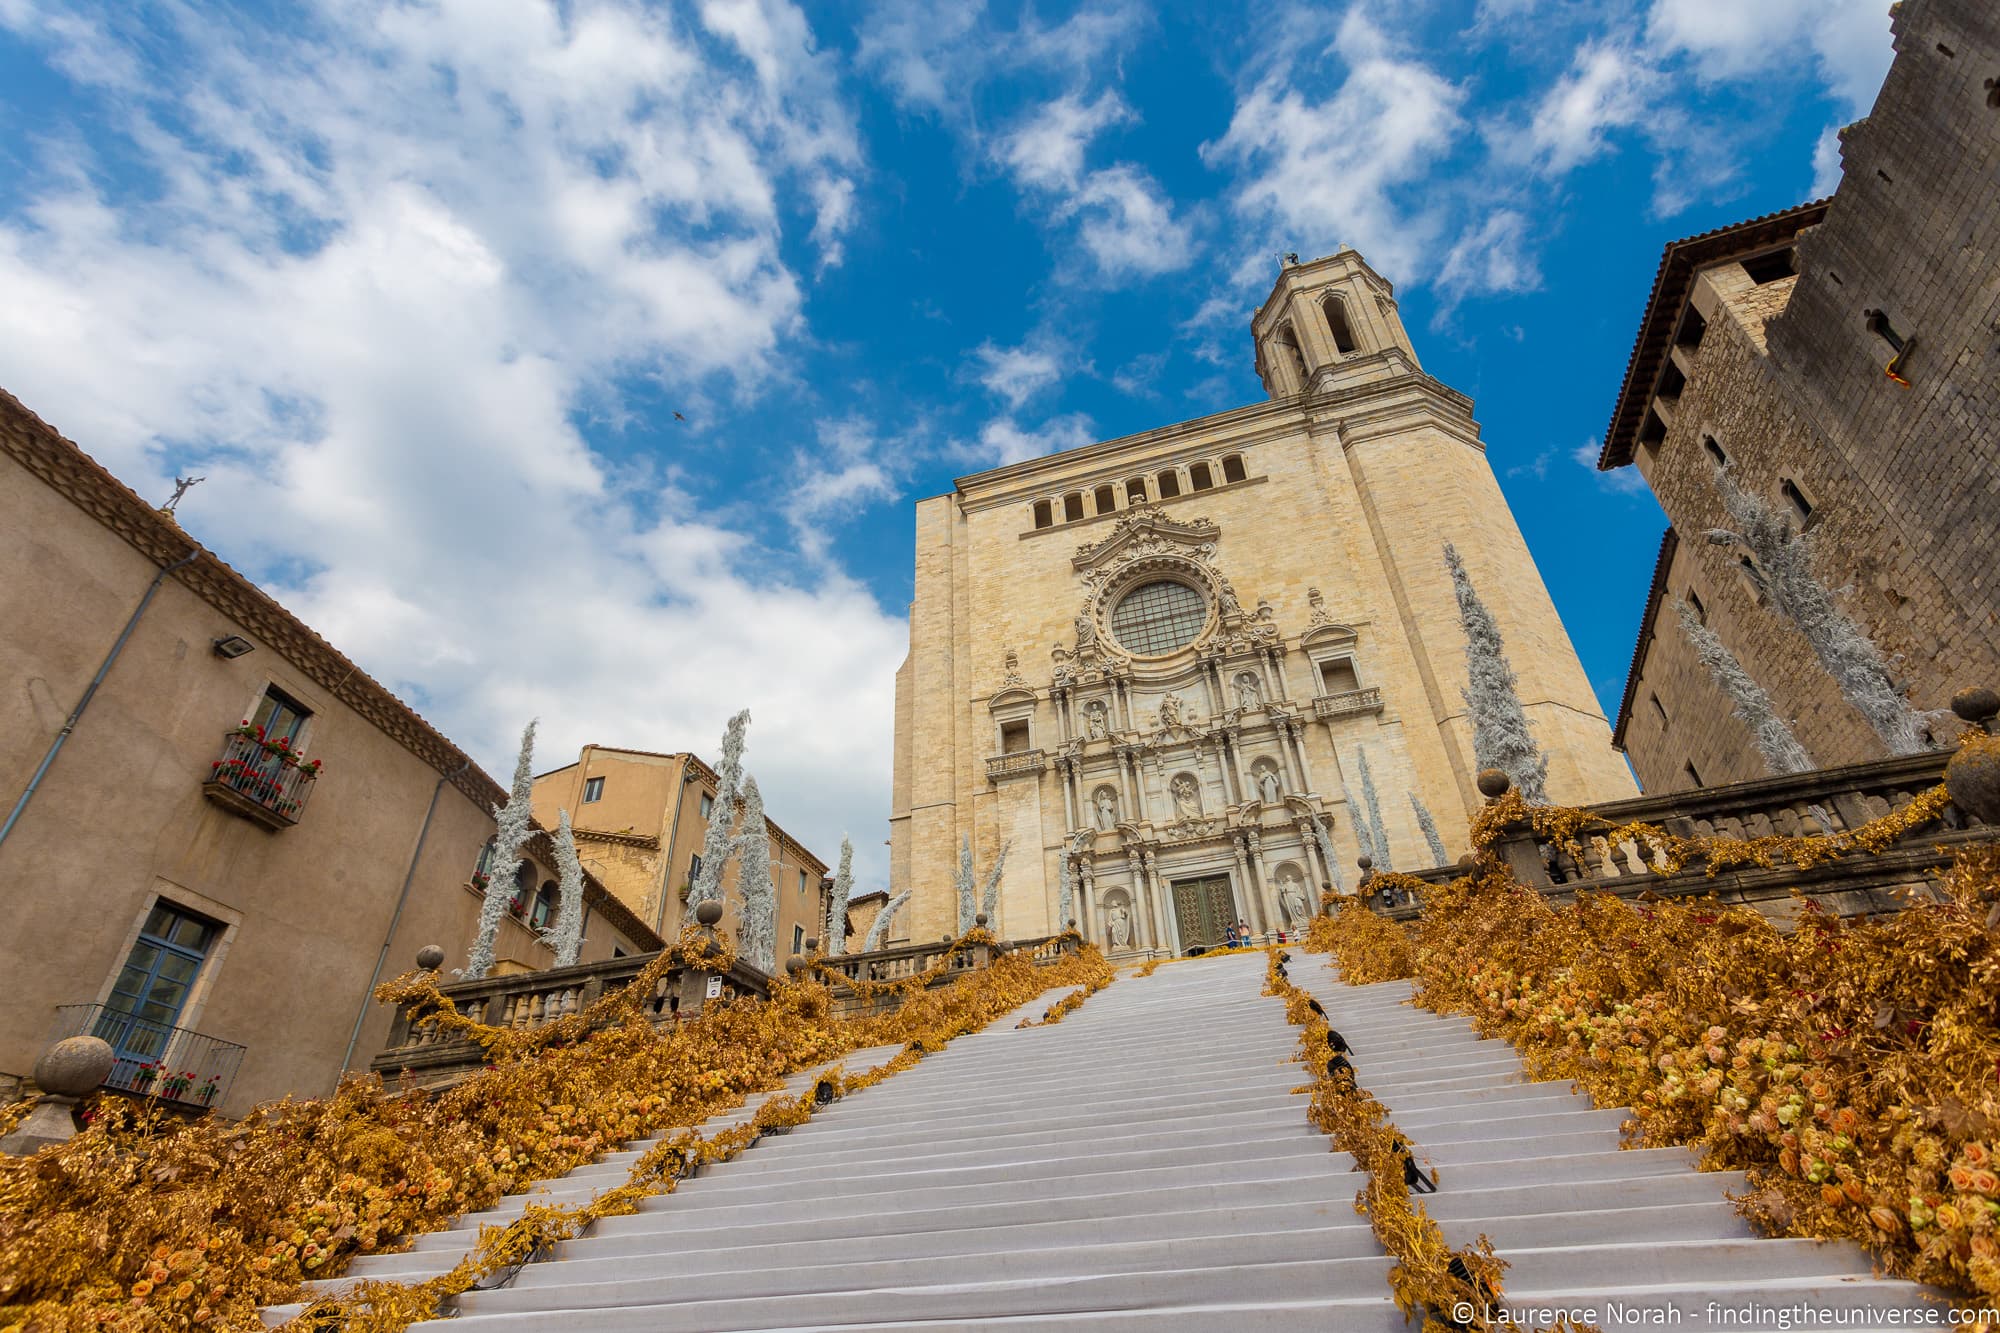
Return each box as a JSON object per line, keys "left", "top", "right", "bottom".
{"left": 888, "top": 249, "right": 1638, "bottom": 955}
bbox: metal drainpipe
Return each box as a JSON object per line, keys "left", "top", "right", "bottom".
{"left": 0, "top": 548, "right": 200, "bottom": 857}
{"left": 338, "top": 758, "right": 472, "bottom": 1085}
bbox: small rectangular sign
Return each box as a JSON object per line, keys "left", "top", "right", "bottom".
{"left": 705, "top": 974, "right": 723, "bottom": 999}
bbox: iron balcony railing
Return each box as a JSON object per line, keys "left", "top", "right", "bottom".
{"left": 52, "top": 1004, "right": 246, "bottom": 1109}
{"left": 202, "top": 730, "right": 319, "bottom": 828}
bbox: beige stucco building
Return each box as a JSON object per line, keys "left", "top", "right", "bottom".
{"left": 889, "top": 250, "right": 1635, "bottom": 957}
{"left": 1601, "top": 0, "right": 1998, "bottom": 792}
{"left": 0, "top": 390, "right": 658, "bottom": 1117}
{"left": 531, "top": 746, "right": 831, "bottom": 962}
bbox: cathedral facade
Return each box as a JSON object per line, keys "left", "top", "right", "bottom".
{"left": 888, "top": 250, "right": 1636, "bottom": 956}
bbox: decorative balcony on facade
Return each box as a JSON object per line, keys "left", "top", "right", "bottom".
{"left": 985, "top": 748, "right": 1047, "bottom": 782}
{"left": 201, "top": 728, "right": 320, "bottom": 829}
{"left": 1311, "top": 686, "right": 1384, "bottom": 721}
{"left": 51, "top": 1003, "right": 245, "bottom": 1111}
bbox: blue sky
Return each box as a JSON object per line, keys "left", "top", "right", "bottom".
{"left": 0, "top": 0, "right": 1893, "bottom": 888}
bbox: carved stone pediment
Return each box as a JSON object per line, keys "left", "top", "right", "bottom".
{"left": 1071, "top": 502, "right": 1217, "bottom": 572}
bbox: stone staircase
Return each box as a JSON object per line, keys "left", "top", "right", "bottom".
{"left": 1289, "top": 966, "right": 1943, "bottom": 1328}
{"left": 270, "top": 952, "right": 1948, "bottom": 1331}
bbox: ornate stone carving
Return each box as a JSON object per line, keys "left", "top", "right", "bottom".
{"left": 1279, "top": 876, "right": 1311, "bottom": 928}
{"left": 1002, "top": 647, "right": 1026, "bottom": 688}
{"left": 1257, "top": 766, "right": 1283, "bottom": 805}
{"left": 1106, "top": 901, "right": 1134, "bottom": 949}
{"left": 1085, "top": 700, "right": 1109, "bottom": 739}
{"left": 1094, "top": 788, "right": 1119, "bottom": 831}
{"left": 1170, "top": 774, "right": 1203, "bottom": 819}
{"left": 1307, "top": 586, "right": 1331, "bottom": 626}
{"left": 1235, "top": 672, "right": 1262, "bottom": 711}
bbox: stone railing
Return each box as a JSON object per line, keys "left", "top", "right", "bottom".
{"left": 815, "top": 929, "right": 1075, "bottom": 1019}
{"left": 371, "top": 950, "right": 772, "bottom": 1087}
{"left": 1367, "top": 746, "right": 1990, "bottom": 924}
{"left": 371, "top": 927, "right": 1080, "bottom": 1083}
{"left": 985, "top": 749, "right": 1047, "bottom": 781}
{"left": 1312, "top": 686, "right": 1384, "bottom": 720}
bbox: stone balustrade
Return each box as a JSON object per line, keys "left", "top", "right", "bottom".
{"left": 985, "top": 749, "right": 1048, "bottom": 781}
{"left": 1311, "top": 686, "right": 1384, "bottom": 720}
{"left": 372, "top": 929, "right": 1079, "bottom": 1083}
{"left": 1364, "top": 749, "right": 1988, "bottom": 924}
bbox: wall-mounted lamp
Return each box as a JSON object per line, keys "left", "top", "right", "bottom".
{"left": 212, "top": 635, "right": 255, "bottom": 659}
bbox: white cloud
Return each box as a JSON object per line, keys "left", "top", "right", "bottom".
{"left": 974, "top": 341, "right": 1067, "bottom": 408}
{"left": 0, "top": 0, "right": 905, "bottom": 888}
{"left": 1525, "top": 42, "right": 1660, "bottom": 174}
{"left": 1571, "top": 439, "right": 1648, "bottom": 493}
{"left": 857, "top": 0, "right": 1142, "bottom": 118}
{"left": 1645, "top": 0, "right": 1892, "bottom": 116}
{"left": 972, "top": 413, "right": 1098, "bottom": 467}
{"left": 1000, "top": 91, "right": 1131, "bottom": 190}
{"left": 1069, "top": 166, "right": 1197, "bottom": 277}
{"left": 1436, "top": 210, "right": 1540, "bottom": 303}
{"left": 1203, "top": 9, "right": 1464, "bottom": 282}
{"left": 1810, "top": 124, "right": 1844, "bottom": 197}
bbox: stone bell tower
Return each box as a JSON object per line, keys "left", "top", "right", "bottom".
{"left": 888, "top": 248, "right": 1634, "bottom": 956}
{"left": 1252, "top": 248, "right": 1422, "bottom": 398}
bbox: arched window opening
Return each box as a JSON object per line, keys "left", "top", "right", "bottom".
{"left": 1781, "top": 479, "right": 1814, "bottom": 526}
{"left": 1321, "top": 294, "right": 1359, "bottom": 355}
{"left": 1126, "top": 477, "right": 1147, "bottom": 504}
{"left": 1189, "top": 462, "right": 1213, "bottom": 491}
{"left": 531, "top": 880, "right": 559, "bottom": 931}
{"left": 508, "top": 862, "right": 536, "bottom": 916}
{"left": 1032, "top": 499, "right": 1053, "bottom": 529}
{"left": 1063, "top": 493, "right": 1085, "bottom": 522}
{"left": 1273, "top": 323, "right": 1307, "bottom": 389}
{"left": 1156, "top": 470, "right": 1181, "bottom": 499}
{"left": 1221, "top": 454, "right": 1246, "bottom": 484}
{"left": 1094, "top": 484, "right": 1117, "bottom": 514}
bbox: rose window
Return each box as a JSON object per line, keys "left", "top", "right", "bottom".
{"left": 1109, "top": 580, "right": 1208, "bottom": 655}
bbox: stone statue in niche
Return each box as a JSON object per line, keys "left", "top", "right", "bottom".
{"left": 1094, "top": 789, "right": 1118, "bottom": 830}
{"left": 1156, "top": 692, "right": 1184, "bottom": 729}
{"left": 1279, "top": 877, "right": 1310, "bottom": 928}
{"left": 1257, "top": 767, "right": 1283, "bottom": 805}
{"left": 1170, "top": 774, "right": 1202, "bottom": 819}
{"left": 1107, "top": 902, "right": 1133, "bottom": 949}
{"left": 1084, "top": 700, "right": 1108, "bottom": 739}
{"left": 1235, "top": 673, "right": 1261, "bottom": 710}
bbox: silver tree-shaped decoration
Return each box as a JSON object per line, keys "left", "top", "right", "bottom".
{"left": 1705, "top": 465, "right": 1927, "bottom": 755}
{"left": 978, "top": 840, "right": 1011, "bottom": 932}
{"left": 1445, "top": 542, "right": 1551, "bottom": 803}
{"left": 1311, "top": 813, "right": 1346, "bottom": 895}
{"left": 1673, "top": 598, "right": 1815, "bottom": 775}
{"left": 689, "top": 710, "right": 751, "bottom": 906}
{"left": 540, "top": 808, "right": 587, "bottom": 968}
{"left": 464, "top": 719, "right": 537, "bottom": 980}
{"left": 955, "top": 835, "right": 977, "bottom": 934}
{"left": 1356, "top": 747, "right": 1393, "bottom": 873}
{"left": 823, "top": 836, "right": 854, "bottom": 956}
{"left": 1340, "top": 776, "right": 1377, "bottom": 869}
{"left": 864, "top": 890, "right": 911, "bottom": 951}
{"left": 734, "top": 774, "right": 775, "bottom": 973}
{"left": 1410, "top": 793, "right": 1448, "bottom": 867}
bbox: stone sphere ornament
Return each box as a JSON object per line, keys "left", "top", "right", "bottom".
{"left": 415, "top": 945, "right": 446, "bottom": 971}
{"left": 1357, "top": 855, "right": 1374, "bottom": 873}
{"left": 34, "top": 1036, "right": 115, "bottom": 1098}
{"left": 784, "top": 955, "right": 806, "bottom": 976}
{"left": 1476, "top": 768, "right": 1512, "bottom": 800}
{"left": 695, "top": 901, "right": 724, "bottom": 927}
{"left": 975, "top": 914, "right": 989, "bottom": 928}
{"left": 1947, "top": 728, "right": 2000, "bottom": 826}
{"left": 804, "top": 937, "right": 819, "bottom": 953}
{"left": 1952, "top": 687, "right": 1999, "bottom": 733}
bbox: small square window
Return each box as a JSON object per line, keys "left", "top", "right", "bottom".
{"left": 792, "top": 925, "right": 805, "bottom": 953}
{"left": 582, "top": 776, "right": 605, "bottom": 803}
{"left": 999, "top": 720, "right": 1031, "bottom": 754}
{"left": 798, "top": 869, "right": 808, "bottom": 894}
{"left": 699, "top": 792, "right": 714, "bottom": 819}
{"left": 1318, "top": 658, "right": 1360, "bottom": 695}
{"left": 1687, "top": 590, "right": 1707, "bottom": 623}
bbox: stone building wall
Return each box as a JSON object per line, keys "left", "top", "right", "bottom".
{"left": 1608, "top": 0, "right": 1999, "bottom": 791}
{"left": 890, "top": 250, "right": 1634, "bottom": 955}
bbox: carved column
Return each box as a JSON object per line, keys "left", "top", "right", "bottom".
{"left": 1054, "top": 685, "right": 1073, "bottom": 744}
{"left": 1297, "top": 819, "right": 1328, "bottom": 897}
{"left": 1114, "top": 678, "right": 1134, "bottom": 731}
{"left": 1233, "top": 833, "right": 1267, "bottom": 937}
{"left": 1059, "top": 755, "right": 1079, "bottom": 830}
{"left": 1286, "top": 718, "right": 1318, "bottom": 792}
{"left": 1077, "top": 859, "right": 1095, "bottom": 938}
{"left": 1265, "top": 647, "right": 1291, "bottom": 701}
{"left": 1141, "top": 849, "right": 1168, "bottom": 954}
